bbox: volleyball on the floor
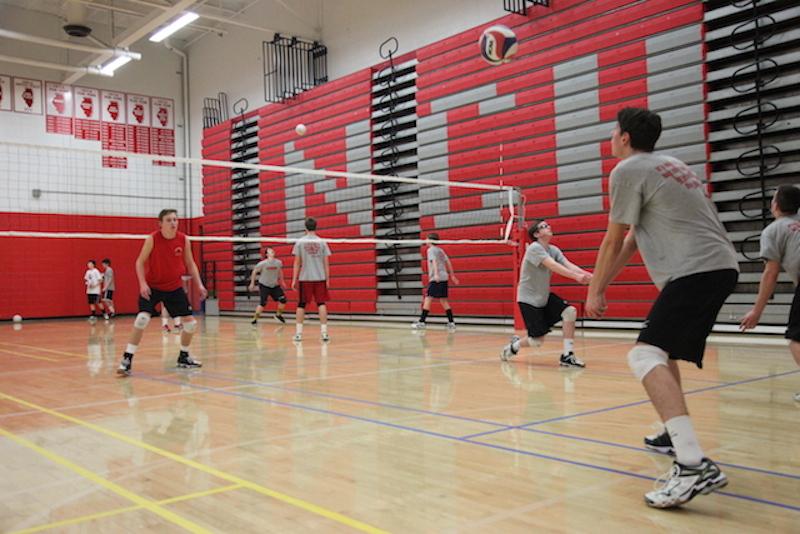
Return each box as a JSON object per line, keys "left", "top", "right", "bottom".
{"left": 479, "top": 24, "right": 518, "bottom": 65}
{"left": 295, "top": 123, "right": 307, "bottom": 136}
{"left": 12, "top": 314, "right": 22, "bottom": 322}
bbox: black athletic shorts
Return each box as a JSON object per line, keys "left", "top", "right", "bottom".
{"left": 259, "top": 283, "right": 287, "bottom": 306}
{"left": 786, "top": 283, "right": 800, "bottom": 342}
{"left": 638, "top": 269, "right": 738, "bottom": 368}
{"left": 519, "top": 293, "right": 570, "bottom": 338}
{"left": 427, "top": 281, "right": 449, "bottom": 298}
{"left": 87, "top": 294, "right": 100, "bottom": 304}
{"left": 139, "top": 287, "right": 192, "bottom": 318}
{"left": 103, "top": 290, "right": 114, "bottom": 301}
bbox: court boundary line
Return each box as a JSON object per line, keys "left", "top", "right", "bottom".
{"left": 0, "top": 426, "right": 213, "bottom": 533}
{"left": 10, "top": 484, "right": 242, "bottom": 534}
{"left": 0, "top": 392, "right": 390, "bottom": 534}
{"left": 134, "top": 373, "right": 800, "bottom": 513}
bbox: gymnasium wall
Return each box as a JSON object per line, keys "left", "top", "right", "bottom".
{"left": 201, "top": 0, "right": 708, "bottom": 321}
{"left": 0, "top": 3, "right": 195, "bottom": 319}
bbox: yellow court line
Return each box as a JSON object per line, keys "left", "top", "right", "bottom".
{"left": 0, "top": 426, "right": 213, "bottom": 534}
{"left": 0, "top": 348, "right": 59, "bottom": 362}
{"left": 0, "top": 392, "right": 390, "bottom": 534}
{"left": 0, "top": 342, "right": 85, "bottom": 359}
{"left": 11, "top": 484, "right": 242, "bottom": 534}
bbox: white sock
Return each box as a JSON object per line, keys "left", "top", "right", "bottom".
{"left": 180, "top": 345, "right": 190, "bottom": 352}
{"left": 296, "top": 323, "right": 303, "bottom": 335}
{"left": 665, "top": 415, "right": 704, "bottom": 466}
{"left": 174, "top": 317, "right": 182, "bottom": 326}
{"left": 161, "top": 317, "right": 168, "bottom": 326}
{"left": 563, "top": 338, "right": 574, "bottom": 354}
{"left": 321, "top": 324, "right": 328, "bottom": 335}
{"left": 125, "top": 343, "right": 138, "bottom": 355}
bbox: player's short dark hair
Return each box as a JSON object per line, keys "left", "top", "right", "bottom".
{"left": 158, "top": 208, "right": 178, "bottom": 221}
{"left": 102, "top": 258, "right": 111, "bottom": 265}
{"left": 305, "top": 217, "right": 317, "bottom": 231}
{"left": 528, "top": 220, "right": 547, "bottom": 241}
{"left": 428, "top": 232, "right": 440, "bottom": 241}
{"left": 617, "top": 107, "right": 662, "bottom": 152}
{"left": 774, "top": 185, "right": 800, "bottom": 214}
{"left": 88, "top": 259, "right": 96, "bottom": 266}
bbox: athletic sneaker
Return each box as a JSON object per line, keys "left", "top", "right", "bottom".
{"left": 103, "top": 313, "right": 110, "bottom": 321}
{"left": 321, "top": 333, "right": 330, "bottom": 343}
{"left": 501, "top": 335, "right": 520, "bottom": 362}
{"left": 88, "top": 315, "right": 97, "bottom": 323}
{"left": 644, "top": 430, "right": 675, "bottom": 455}
{"left": 447, "top": 322, "right": 457, "bottom": 332}
{"left": 411, "top": 321, "right": 427, "bottom": 330}
{"left": 250, "top": 319, "right": 258, "bottom": 326}
{"left": 176, "top": 351, "right": 202, "bottom": 369}
{"left": 162, "top": 325, "right": 171, "bottom": 334}
{"left": 275, "top": 313, "right": 286, "bottom": 324}
{"left": 794, "top": 392, "right": 800, "bottom": 402}
{"left": 559, "top": 352, "right": 585, "bottom": 368}
{"left": 116, "top": 353, "right": 133, "bottom": 376}
{"left": 645, "top": 458, "right": 728, "bottom": 509}
{"left": 293, "top": 333, "right": 302, "bottom": 342}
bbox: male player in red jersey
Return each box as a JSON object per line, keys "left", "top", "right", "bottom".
{"left": 117, "top": 209, "right": 207, "bottom": 375}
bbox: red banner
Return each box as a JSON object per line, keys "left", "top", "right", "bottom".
{"left": 45, "top": 82, "right": 73, "bottom": 135}
{"left": 150, "top": 97, "right": 175, "bottom": 166}
{"left": 101, "top": 90, "right": 127, "bottom": 169}
{"left": 0, "top": 75, "right": 11, "bottom": 112}
{"left": 73, "top": 86, "right": 101, "bottom": 141}
{"left": 126, "top": 93, "right": 151, "bottom": 154}
{"left": 12, "top": 77, "right": 42, "bottom": 114}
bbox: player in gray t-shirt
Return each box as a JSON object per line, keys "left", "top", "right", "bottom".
{"left": 249, "top": 247, "right": 287, "bottom": 325}
{"left": 412, "top": 233, "right": 460, "bottom": 331}
{"left": 740, "top": 185, "right": 800, "bottom": 403}
{"left": 501, "top": 221, "right": 592, "bottom": 367}
{"left": 101, "top": 258, "right": 116, "bottom": 320}
{"left": 291, "top": 217, "right": 332, "bottom": 342}
{"left": 586, "top": 108, "right": 737, "bottom": 509}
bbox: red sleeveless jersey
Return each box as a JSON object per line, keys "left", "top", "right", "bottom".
{"left": 145, "top": 231, "right": 187, "bottom": 291}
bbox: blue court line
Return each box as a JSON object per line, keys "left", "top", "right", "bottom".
{"left": 132, "top": 372, "right": 800, "bottom": 513}
{"left": 460, "top": 368, "right": 800, "bottom": 441}
{"left": 198, "top": 368, "right": 800, "bottom": 482}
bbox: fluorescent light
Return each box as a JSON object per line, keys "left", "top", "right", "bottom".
{"left": 100, "top": 55, "right": 132, "bottom": 76}
{"left": 149, "top": 12, "right": 199, "bottom": 43}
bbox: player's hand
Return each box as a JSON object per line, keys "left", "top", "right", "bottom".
{"left": 199, "top": 285, "right": 208, "bottom": 300}
{"left": 140, "top": 284, "right": 151, "bottom": 299}
{"left": 585, "top": 292, "right": 607, "bottom": 318}
{"left": 578, "top": 273, "right": 593, "bottom": 285}
{"left": 739, "top": 309, "right": 760, "bottom": 331}
{"left": 248, "top": 284, "right": 256, "bottom": 292}
{"left": 451, "top": 276, "right": 459, "bottom": 285}
{"left": 291, "top": 281, "right": 296, "bottom": 291}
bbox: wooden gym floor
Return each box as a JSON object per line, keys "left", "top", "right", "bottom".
{"left": 0, "top": 317, "right": 798, "bottom": 533}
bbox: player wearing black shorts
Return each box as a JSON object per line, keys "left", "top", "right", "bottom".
{"left": 412, "top": 233, "right": 459, "bottom": 331}
{"left": 249, "top": 247, "right": 287, "bottom": 325}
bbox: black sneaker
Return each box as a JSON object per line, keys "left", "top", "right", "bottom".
{"left": 176, "top": 351, "right": 202, "bottom": 369}
{"left": 644, "top": 430, "right": 675, "bottom": 455}
{"left": 116, "top": 353, "right": 133, "bottom": 376}
{"left": 645, "top": 458, "right": 728, "bottom": 508}
{"left": 275, "top": 313, "right": 286, "bottom": 324}
{"left": 559, "top": 351, "right": 585, "bottom": 368}
{"left": 251, "top": 319, "right": 258, "bottom": 325}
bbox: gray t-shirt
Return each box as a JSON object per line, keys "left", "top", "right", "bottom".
{"left": 760, "top": 213, "right": 800, "bottom": 284}
{"left": 426, "top": 246, "right": 449, "bottom": 282}
{"left": 610, "top": 153, "right": 738, "bottom": 289}
{"left": 292, "top": 234, "right": 331, "bottom": 281}
{"left": 255, "top": 258, "right": 282, "bottom": 287}
{"left": 517, "top": 242, "right": 567, "bottom": 307}
{"left": 102, "top": 267, "right": 115, "bottom": 291}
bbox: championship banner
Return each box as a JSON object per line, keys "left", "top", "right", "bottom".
{"left": 150, "top": 96, "right": 175, "bottom": 166}
{"left": 12, "top": 77, "right": 42, "bottom": 114}
{"left": 0, "top": 75, "right": 11, "bottom": 112}
{"left": 45, "top": 82, "right": 73, "bottom": 135}
{"left": 73, "top": 86, "right": 101, "bottom": 140}
{"left": 126, "top": 93, "right": 151, "bottom": 154}
{"left": 101, "top": 90, "right": 127, "bottom": 168}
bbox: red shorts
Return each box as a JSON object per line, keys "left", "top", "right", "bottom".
{"left": 298, "top": 281, "right": 329, "bottom": 307}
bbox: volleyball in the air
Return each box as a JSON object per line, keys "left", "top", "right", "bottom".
{"left": 295, "top": 123, "right": 307, "bottom": 136}
{"left": 479, "top": 25, "right": 518, "bottom": 65}
{"left": 12, "top": 314, "right": 22, "bottom": 322}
